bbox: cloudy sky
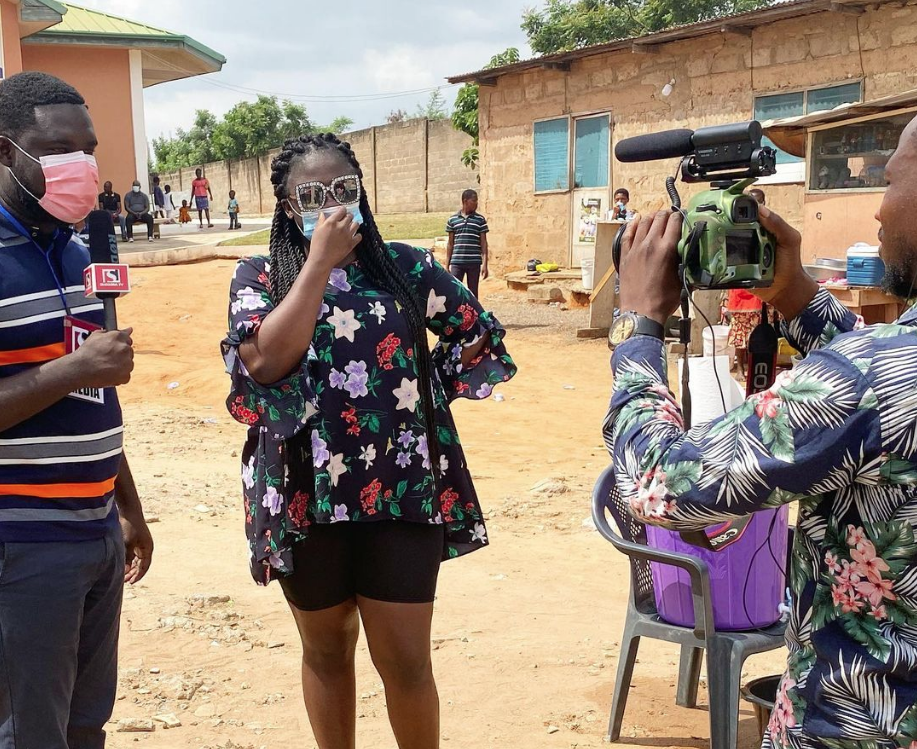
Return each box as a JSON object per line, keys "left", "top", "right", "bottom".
{"left": 76, "top": 0, "right": 534, "bottom": 141}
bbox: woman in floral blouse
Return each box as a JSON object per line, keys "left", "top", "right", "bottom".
{"left": 221, "top": 133, "right": 515, "bottom": 748}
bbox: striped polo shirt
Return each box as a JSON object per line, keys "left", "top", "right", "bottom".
{"left": 446, "top": 211, "right": 488, "bottom": 266}
{"left": 0, "top": 207, "right": 122, "bottom": 542}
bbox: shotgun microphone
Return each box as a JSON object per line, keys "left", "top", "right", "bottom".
{"left": 84, "top": 209, "right": 131, "bottom": 330}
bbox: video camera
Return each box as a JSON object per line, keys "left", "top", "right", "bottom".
{"left": 614, "top": 121, "right": 778, "bottom": 290}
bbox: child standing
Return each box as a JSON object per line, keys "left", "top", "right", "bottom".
{"left": 445, "top": 189, "right": 489, "bottom": 297}
{"left": 228, "top": 190, "right": 241, "bottom": 230}
{"left": 178, "top": 199, "right": 192, "bottom": 225}
{"left": 163, "top": 185, "right": 175, "bottom": 223}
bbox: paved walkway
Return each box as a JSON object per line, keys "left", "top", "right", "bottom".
{"left": 119, "top": 219, "right": 271, "bottom": 257}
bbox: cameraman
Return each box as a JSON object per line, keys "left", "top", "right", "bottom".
{"left": 603, "top": 117, "right": 917, "bottom": 748}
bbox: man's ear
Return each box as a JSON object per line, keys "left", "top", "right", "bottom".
{"left": 0, "top": 137, "right": 15, "bottom": 169}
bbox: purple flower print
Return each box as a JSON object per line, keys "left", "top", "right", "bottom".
{"left": 343, "top": 360, "right": 369, "bottom": 398}
{"left": 397, "top": 430, "right": 415, "bottom": 448}
{"left": 396, "top": 451, "right": 412, "bottom": 468}
{"left": 311, "top": 429, "right": 329, "bottom": 467}
{"left": 476, "top": 382, "right": 494, "bottom": 399}
{"left": 332, "top": 504, "right": 350, "bottom": 522}
{"left": 330, "top": 369, "right": 347, "bottom": 389}
{"left": 262, "top": 486, "right": 283, "bottom": 516}
{"left": 328, "top": 268, "right": 352, "bottom": 292}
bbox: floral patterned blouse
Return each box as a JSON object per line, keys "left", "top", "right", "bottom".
{"left": 605, "top": 288, "right": 917, "bottom": 749}
{"left": 222, "top": 243, "right": 516, "bottom": 585}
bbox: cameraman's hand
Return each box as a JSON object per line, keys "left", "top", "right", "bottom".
{"left": 755, "top": 206, "right": 818, "bottom": 319}
{"left": 617, "top": 210, "right": 683, "bottom": 325}
{"left": 72, "top": 328, "right": 134, "bottom": 389}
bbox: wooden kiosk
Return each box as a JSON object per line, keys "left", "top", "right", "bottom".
{"left": 764, "top": 90, "right": 917, "bottom": 323}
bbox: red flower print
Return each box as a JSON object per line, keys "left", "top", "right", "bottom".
{"left": 377, "top": 333, "right": 402, "bottom": 369}
{"left": 347, "top": 424, "right": 362, "bottom": 437}
{"left": 360, "top": 479, "right": 383, "bottom": 512}
{"left": 458, "top": 303, "right": 479, "bottom": 332}
{"left": 288, "top": 490, "right": 310, "bottom": 529}
{"left": 440, "top": 488, "right": 459, "bottom": 520}
{"left": 753, "top": 390, "right": 782, "bottom": 419}
{"left": 455, "top": 382, "right": 470, "bottom": 394}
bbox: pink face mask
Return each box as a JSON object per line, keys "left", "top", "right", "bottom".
{"left": 6, "top": 140, "right": 99, "bottom": 225}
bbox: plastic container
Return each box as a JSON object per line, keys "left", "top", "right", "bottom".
{"left": 742, "top": 675, "right": 780, "bottom": 739}
{"left": 847, "top": 243, "right": 885, "bottom": 286}
{"left": 580, "top": 257, "right": 595, "bottom": 290}
{"left": 646, "top": 505, "right": 789, "bottom": 630}
{"left": 702, "top": 324, "right": 734, "bottom": 361}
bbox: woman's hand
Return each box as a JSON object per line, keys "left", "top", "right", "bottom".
{"left": 306, "top": 208, "right": 362, "bottom": 273}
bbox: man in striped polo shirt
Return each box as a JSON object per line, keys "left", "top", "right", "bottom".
{"left": 0, "top": 72, "right": 153, "bottom": 748}
{"left": 445, "top": 189, "right": 489, "bottom": 297}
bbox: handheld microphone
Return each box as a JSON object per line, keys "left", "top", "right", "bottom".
{"left": 84, "top": 209, "right": 131, "bottom": 330}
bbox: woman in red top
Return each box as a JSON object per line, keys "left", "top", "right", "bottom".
{"left": 726, "top": 288, "right": 762, "bottom": 378}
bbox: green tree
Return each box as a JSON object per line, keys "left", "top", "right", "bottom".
{"left": 451, "top": 48, "right": 520, "bottom": 171}
{"left": 522, "top": 0, "right": 770, "bottom": 55}
{"left": 151, "top": 96, "right": 354, "bottom": 171}
{"left": 415, "top": 89, "right": 448, "bottom": 121}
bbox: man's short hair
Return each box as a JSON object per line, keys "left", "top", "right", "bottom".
{"left": 0, "top": 72, "right": 85, "bottom": 140}
{"left": 462, "top": 189, "right": 478, "bottom": 202}
{"left": 614, "top": 188, "right": 630, "bottom": 200}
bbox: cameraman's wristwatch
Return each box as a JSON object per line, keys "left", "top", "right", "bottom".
{"left": 608, "top": 312, "right": 666, "bottom": 351}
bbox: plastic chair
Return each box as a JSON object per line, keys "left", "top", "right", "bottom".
{"left": 591, "top": 465, "right": 790, "bottom": 749}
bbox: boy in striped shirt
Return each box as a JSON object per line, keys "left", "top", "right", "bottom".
{"left": 446, "top": 189, "right": 489, "bottom": 297}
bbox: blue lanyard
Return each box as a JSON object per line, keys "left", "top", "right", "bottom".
{"left": 0, "top": 204, "right": 73, "bottom": 315}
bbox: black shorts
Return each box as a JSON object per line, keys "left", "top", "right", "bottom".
{"left": 278, "top": 520, "right": 445, "bottom": 612}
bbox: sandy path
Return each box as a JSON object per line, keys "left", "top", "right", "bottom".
{"left": 106, "top": 259, "right": 785, "bottom": 748}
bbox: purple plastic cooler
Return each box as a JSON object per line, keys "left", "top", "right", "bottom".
{"left": 646, "top": 506, "right": 789, "bottom": 631}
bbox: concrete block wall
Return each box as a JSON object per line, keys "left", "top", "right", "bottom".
{"left": 478, "top": 2, "right": 917, "bottom": 274}
{"left": 154, "top": 121, "right": 472, "bottom": 220}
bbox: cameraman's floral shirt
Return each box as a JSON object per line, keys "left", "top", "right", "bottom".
{"left": 222, "top": 243, "right": 516, "bottom": 585}
{"left": 605, "top": 288, "right": 917, "bottom": 749}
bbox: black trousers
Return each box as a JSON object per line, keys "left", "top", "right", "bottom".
{"left": 449, "top": 263, "right": 481, "bottom": 297}
{"left": 126, "top": 212, "right": 154, "bottom": 239}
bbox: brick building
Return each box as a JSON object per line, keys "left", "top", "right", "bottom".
{"left": 448, "top": 0, "right": 917, "bottom": 274}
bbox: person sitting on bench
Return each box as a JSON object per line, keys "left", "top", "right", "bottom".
{"left": 124, "top": 180, "right": 154, "bottom": 243}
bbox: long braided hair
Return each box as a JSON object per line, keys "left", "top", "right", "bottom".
{"left": 268, "top": 133, "right": 441, "bottom": 479}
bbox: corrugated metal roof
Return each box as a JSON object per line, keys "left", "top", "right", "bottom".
{"left": 763, "top": 88, "right": 917, "bottom": 156}
{"left": 50, "top": 3, "right": 169, "bottom": 35}
{"left": 447, "top": 0, "right": 877, "bottom": 84}
{"left": 36, "top": 3, "right": 226, "bottom": 65}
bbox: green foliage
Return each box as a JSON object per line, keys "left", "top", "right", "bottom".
{"left": 522, "top": 0, "right": 771, "bottom": 55}
{"left": 451, "top": 48, "right": 520, "bottom": 171}
{"left": 152, "top": 95, "right": 353, "bottom": 172}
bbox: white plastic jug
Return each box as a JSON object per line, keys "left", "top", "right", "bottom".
{"left": 703, "top": 324, "right": 733, "bottom": 360}
{"left": 580, "top": 257, "right": 595, "bottom": 291}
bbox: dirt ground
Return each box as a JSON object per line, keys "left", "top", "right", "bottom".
{"left": 108, "top": 259, "right": 786, "bottom": 749}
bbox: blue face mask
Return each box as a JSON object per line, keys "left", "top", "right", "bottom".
{"left": 297, "top": 205, "right": 364, "bottom": 240}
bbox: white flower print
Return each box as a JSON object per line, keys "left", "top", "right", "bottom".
{"left": 393, "top": 378, "right": 420, "bottom": 412}
{"left": 360, "top": 444, "right": 377, "bottom": 469}
{"left": 471, "top": 522, "right": 487, "bottom": 543}
{"left": 369, "top": 301, "right": 386, "bottom": 324}
{"left": 328, "top": 306, "right": 362, "bottom": 342}
{"left": 440, "top": 454, "right": 450, "bottom": 472}
{"left": 242, "top": 455, "right": 256, "bottom": 490}
{"left": 262, "top": 486, "right": 282, "bottom": 516}
{"left": 328, "top": 453, "right": 347, "bottom": 487}
{"left": 426, "top": 288, "right": 447, "bottom": 319}
{"left": 236, "top": 286, "right": 266, "bottom": 312}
